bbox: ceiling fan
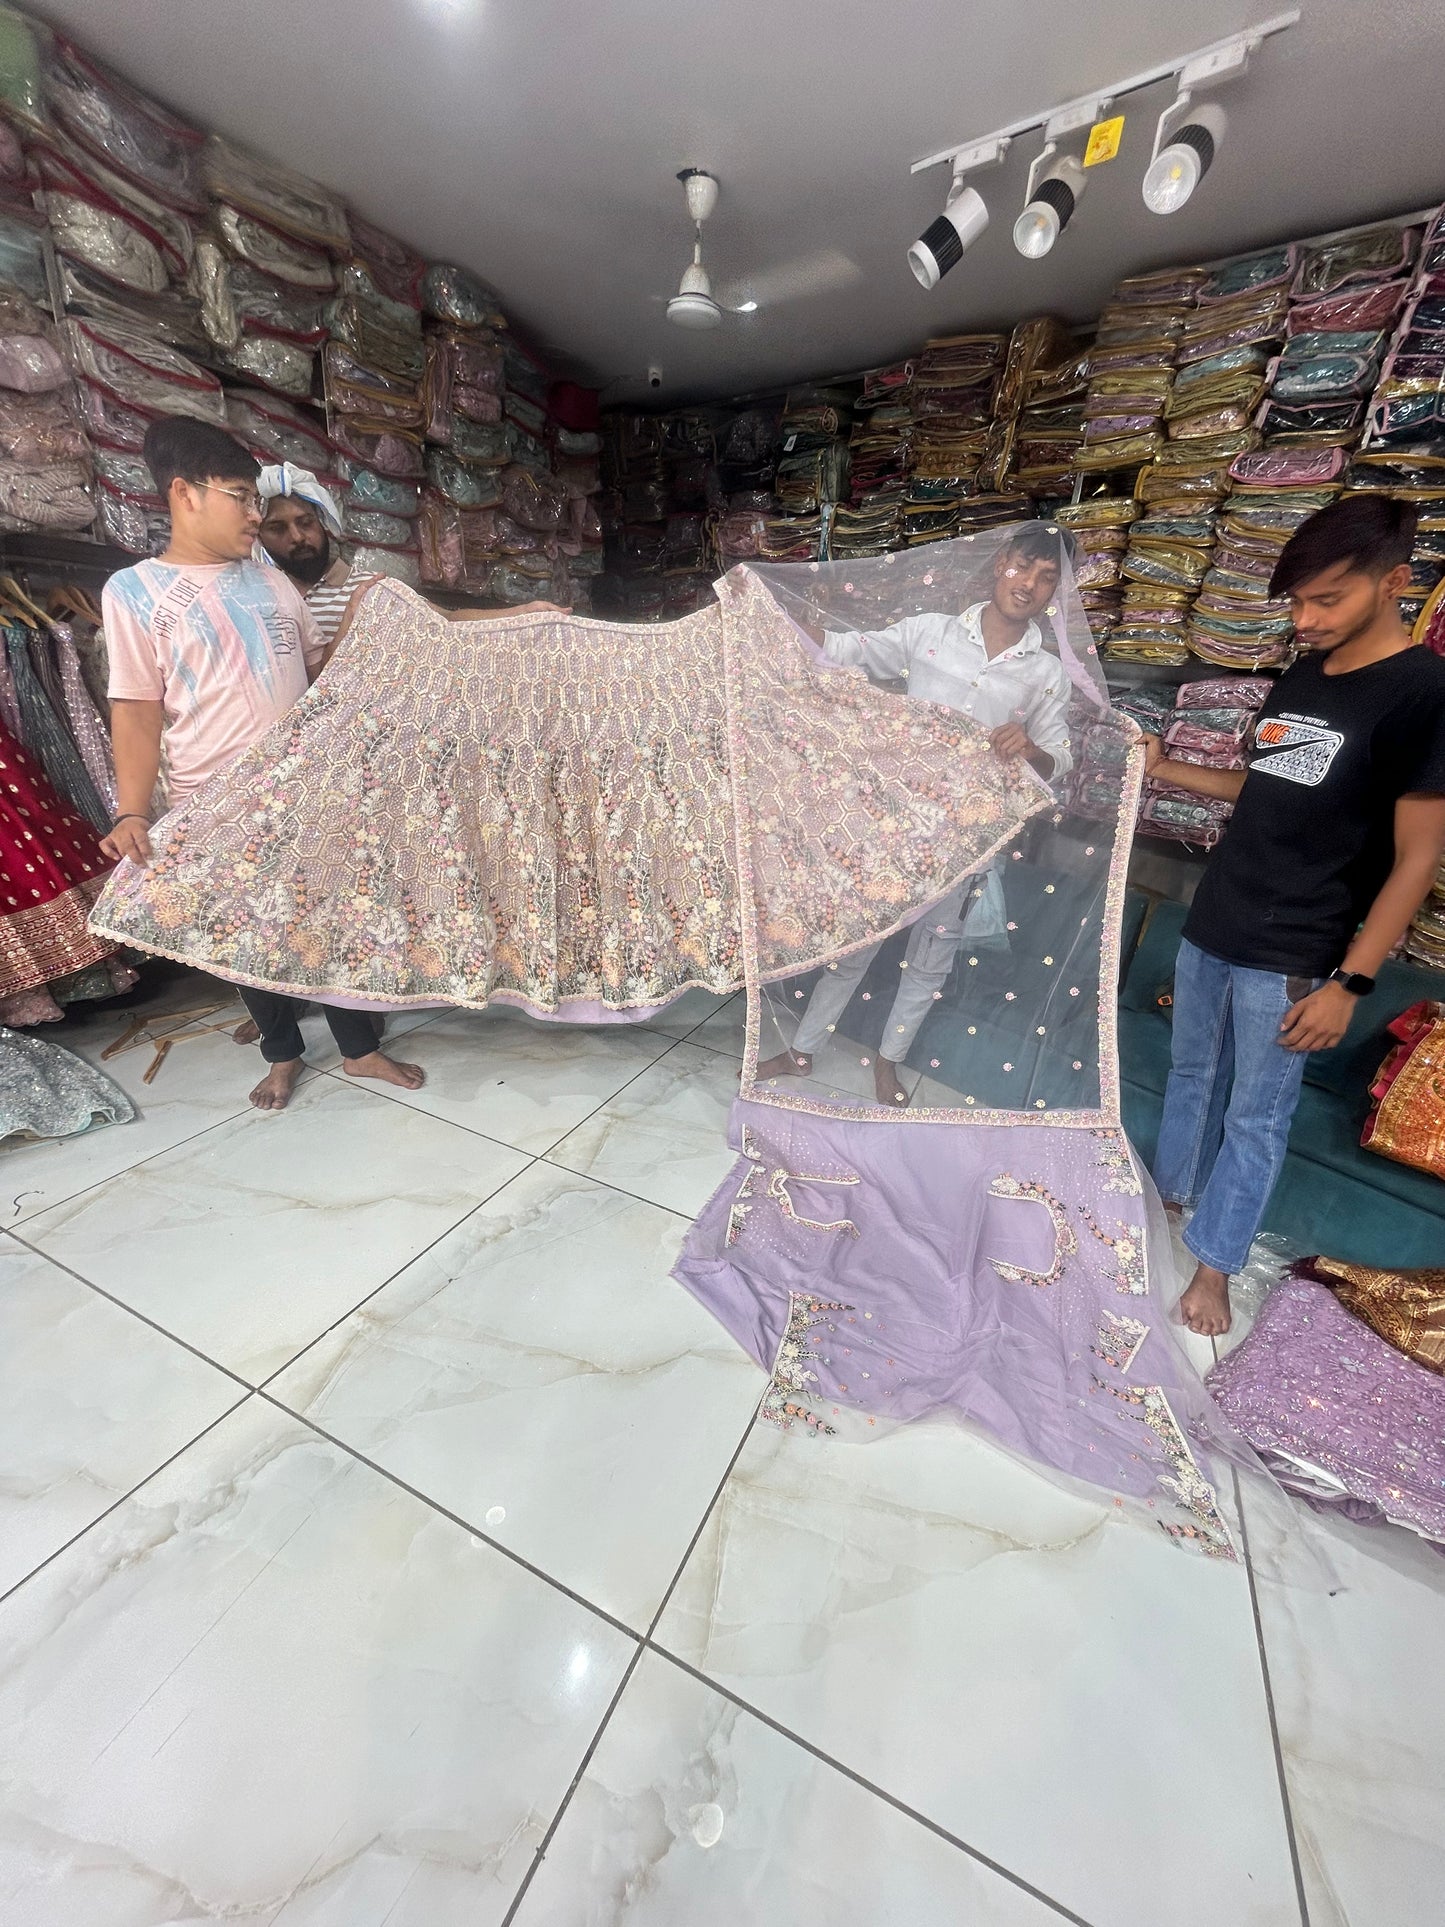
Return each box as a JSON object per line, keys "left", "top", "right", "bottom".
{"left": 663, "top": 168, "right": 862, "bottom": 331}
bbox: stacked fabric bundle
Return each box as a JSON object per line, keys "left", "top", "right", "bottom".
{"left": 1056, "top": 495, "right": 1136, "bottom": 643}
{"left": 1074, "top": 267, "right": 1203, "bottom": 477}
{"left": 1013, "top": 342, "right": 1088, "bottom": 495}
{"left": 1108, "top": 509, "right": 1217, "bottom": 665}
{"left": 549, "top": 382, "right": 604, "bottom": 613}
{"left": 911, "top": 333, "right": 1004, "bottom": 487}
{"left": 977, "top": 315, "right": 1070, "bottom": 493}
{"left": 837, "top": 359, "right": 912, "bottom": 556}
{"left": 773, "top": 388, "right": 851, "bottom": 521}
{"left": 1190, "top": 450, "right": 1341, "bottom": 668}
{"left": 759, "top": 510, "right": 823, "bottom": 562}
{"left": 1137, "top": 676, "right": 1270, "bottom": 846}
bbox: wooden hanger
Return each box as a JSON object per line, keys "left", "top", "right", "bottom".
{"left": 0, "top": 576, "right": 54, "bottom": 627}
{"left": 0, "top": 588, "right": 37, "bottom": 631}
{"left": 47, "top": 585, "right": 102, "bottom": 627}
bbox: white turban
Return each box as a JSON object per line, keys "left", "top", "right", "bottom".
{"left": 257, "top": 462, "right": 345, "bottom": 538}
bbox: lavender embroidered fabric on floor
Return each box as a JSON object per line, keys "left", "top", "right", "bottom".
{"left": 1207, "top": 1275, "right": 1445, "bottom": 1546}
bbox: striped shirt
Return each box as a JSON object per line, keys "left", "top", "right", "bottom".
{"left": 304, "top": 566, "right": 361, "bottom": 649}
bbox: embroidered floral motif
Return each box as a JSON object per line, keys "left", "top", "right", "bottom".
{"left": 725, "top": 1130, "right": 767, "bottom": 1246}
{"left": 761, "top": 1292, "right": 853, "bottom": 1433}
{"left": 1094, "top": 1377, "right": 1237, "bottom": 1560}
{"left": 729, "top": 1125, "right": 860, "bottom": 1243}
{"left": 1091, "top": 1128, "right": 1143, "bottom": 1194}
{"left": 1078, "top": 1203, "right": 1148, "bottom": 1295}
{"left": 1092, "top": 1309, "right": 1149, "bottom": 1374}
{"left": 986, "top": 1174, "right": 1078, "bottom": 1286}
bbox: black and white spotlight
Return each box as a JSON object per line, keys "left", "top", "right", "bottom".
{"left": 1013, "top": 151, "right": 1087, "bottom": 260}
{"left": 1143, "top": 100, "right": 1227, "bottom": 214}
{"left": 908, "top": 182, "right": 988, "bottom": 289}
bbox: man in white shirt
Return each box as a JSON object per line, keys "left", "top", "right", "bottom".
{"left": 758, "top": 521, "right": 1074, "bottom": 1107}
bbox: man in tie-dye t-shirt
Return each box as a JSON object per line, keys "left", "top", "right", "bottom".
{"left": 100, "top": 417, "right": 425, "bottom": 1112}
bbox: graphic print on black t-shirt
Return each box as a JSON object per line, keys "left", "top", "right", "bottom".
{"left": 1250, "top": 715, "right": 1344, "bottom": 787}
{"left": 1183, "top": 645, "right": 1445, "bottom": 975}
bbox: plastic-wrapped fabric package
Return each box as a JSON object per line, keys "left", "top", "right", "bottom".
{"left": 225, "top": 387, "right": 333, "bottom": 474}
{"left": 64, "top": 316, "right": 226, "bottom": 422}
{"left": 76, "top": 376, "right": 148, "bottom": 450}
{"left": 423, "top": 447, "right": 503, "bottom": 509}
{"left": 45, "top": 186, "right": 166, "bottom": 296}
{"left": 338, "top": 464, "right": 419, "bottom": 518}
{"left": 422, "top": 263, "right": 506, "bottom": 330}
{"left": 0, "top": 457, "right": 92, "bottom": 530}
{"left": 324, "top": 341, "right": 422, "bottom": 430}
{"left": 348, "top": 544, "right": 419, "bottom": 586}
{"left": 345, "top": 509, "right": 413, "bottom": 548}
{"left": 0, "top": 208, "right": 53, "bottom": 304}
{"left": 0, "top": 387, "right": 88, "bottom": 465}
{"left": 60, "top": 257, "right": 209, "bottom": 353}
{"left": 1259, "top": 396, "right": 1365, "bottom": 444}
{"left": 0, "top": 4, "right": 47, "bottom": 136}
{"left": 190, "top": 237, "right": 329, "bottom": 350}
{"left": 44, "top": 34, "right": 205, "bottom": 211}
{"left": 500, "top": 464, "right": 567, "bottom": 533}
{"left": 1287, "top": 278, "right": 1409, "bottom": 335}
{"left": 330, "top": 418, "right": 423, "bottom": 478}
{"left": 214, "top": 204, "right": 335, "bottom": 292}
{"left": 450, "top": 414, "right": 513, "bottom": 464}
{"left": 0, "top": 288, "right": 67, "bottom": 393}
{"left": 329, "top": 262, "right": 423, "bottom": 380}
{"left": 1292, "top": 223, "right": 1419, "bottom": 300}
{"left": 204, "top": 135, "right": 348, "bottom": 251}
{"left": 347, "top": 212, "right": 425, "bottom": 310}
{"left": 220, "top": 332, "right": 315, "bottom": 398}
{"left": 1230, "top": 447, "right": 1346, "bottom": 488}
{"left": 1198, "top": 245, "right": 1297, "bottom": 302}
{"left": 37, "top": 141, "right": 194, "bottom": 285}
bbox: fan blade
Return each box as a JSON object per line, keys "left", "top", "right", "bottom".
{"left": 715, "top": 248, "right": 863, "bottom": 311}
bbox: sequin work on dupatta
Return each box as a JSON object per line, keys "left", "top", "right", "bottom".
{"left": 91, "top": 577, "right": 1043, "bottom": 1017}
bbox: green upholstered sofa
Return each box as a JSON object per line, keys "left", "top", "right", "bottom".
{"left": 1118, "top": 893, "right": 1445, "bottom": 1267}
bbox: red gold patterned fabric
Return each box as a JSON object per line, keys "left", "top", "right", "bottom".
{"left": 0, "top": 721, "right": 115, "bottom": 999}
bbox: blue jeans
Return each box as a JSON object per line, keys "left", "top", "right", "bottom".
{"left": 1152, "top": 938, "right": 1320, "bottom": 1277}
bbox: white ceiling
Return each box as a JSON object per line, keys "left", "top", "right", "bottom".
{"left": 27, "top": 0, "right": 1445, "bottom": 404}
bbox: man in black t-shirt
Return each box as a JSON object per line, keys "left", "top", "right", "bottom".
{"left": 1144, "top": 497, "right": 1445, "bottom": 1337}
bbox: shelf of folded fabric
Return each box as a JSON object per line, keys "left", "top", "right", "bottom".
{"left": 1134, "top": 675, "right": 1271, "bottom": 850}
{"left": 1403, "top": 854, "right": 1445, "bottom": 968}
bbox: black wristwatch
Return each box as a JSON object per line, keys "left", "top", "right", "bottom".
{"left": 1329, "top": 968, "right": 1376, "bottom": 997}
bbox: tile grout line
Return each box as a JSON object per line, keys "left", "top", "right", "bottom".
{"left": 0, "top": 1391, "right": 255, "bottom": 1610}
{"left": 645, "top": 1643, "right": 1098, "bottom": 1927}
{"left": 1233, "top": 1469, "right": 1313, "bottom": 1927}
{"left": 496, "top": 1393, "right": 767, "bottom": 1923}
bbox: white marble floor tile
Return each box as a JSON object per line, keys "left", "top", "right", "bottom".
{"left": 509, "top": 1650, "right": 1063, "bottom": 1926}
{"left": 1248, "top": 1495, "right": 1445, "bottom": 1927}
{"left": 333, "top": 1007, "right": 674, "bottom": 1155}
{"left": 0, "top": 1006, "right": 261, "bottom": 1228}
{"left": 269, "top": 1164, "right": 763, "bottom": 1628}
{"left": 547, "top": 1041, "right": 743, "bottom": 1217}
{"left": 20, "top": 1077, "right": 529, "bottom": 1384}
{"left": 656, "top": 1416, "right": 1298, "bottom": 1927}
{"left": 0, "top": 1399, "right": 634, "bottom": 1927}
{"left": 0, "top": 1238, "right": 242, "bottom": 1598}
{"left": 637, "top": 986, "right": 739, "bottom": 1043}
{"left": 683, "top": 992, "right": 747, "bottom": 1058}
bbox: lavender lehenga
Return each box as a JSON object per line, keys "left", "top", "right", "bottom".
{"left": 91, "top": 536, "right": 1258, "bottom": 1555}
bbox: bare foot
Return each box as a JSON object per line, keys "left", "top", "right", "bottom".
{"left": 1179, "top": 1263, "right": 1232, "bottom": 1336}
{"left": 342, "top": 1049, "right": 425, "bottom": 1091}
{"left": 250, "top": 1059, "right": 302, "bottom": 1111}
{"left": 1162, "top": 1199, "right": 1183, "bottom": 1224}
{"left": 756, "top": 1049, "right": 811, "bottom": 1080}
{"left": 873, "top": 1057, "right": 910, "bottom": 1108}
{"left": 232, "top": 1017, "right": 260, "bottom": 1046}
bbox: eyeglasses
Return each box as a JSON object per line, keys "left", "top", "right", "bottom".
{"left": 197, "top": 482, "right": 265, "bottom": 516}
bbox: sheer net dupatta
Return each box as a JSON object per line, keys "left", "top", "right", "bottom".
{"left": 679, "top": 529, "right": 1253, "bottom": 1559}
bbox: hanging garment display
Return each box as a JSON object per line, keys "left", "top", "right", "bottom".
{"left": 0, "top": 716, "right": 118, "bottom": 1002}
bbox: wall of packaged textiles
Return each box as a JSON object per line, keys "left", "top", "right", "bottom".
{"left": 0, "top": 1, "right": 612, "bottom": 1024}
{"left": 595, "top": 205, "right": 1445, "bottom": 967}
{"left": 0, "top": 3, "right": 605, "bottom": 608}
